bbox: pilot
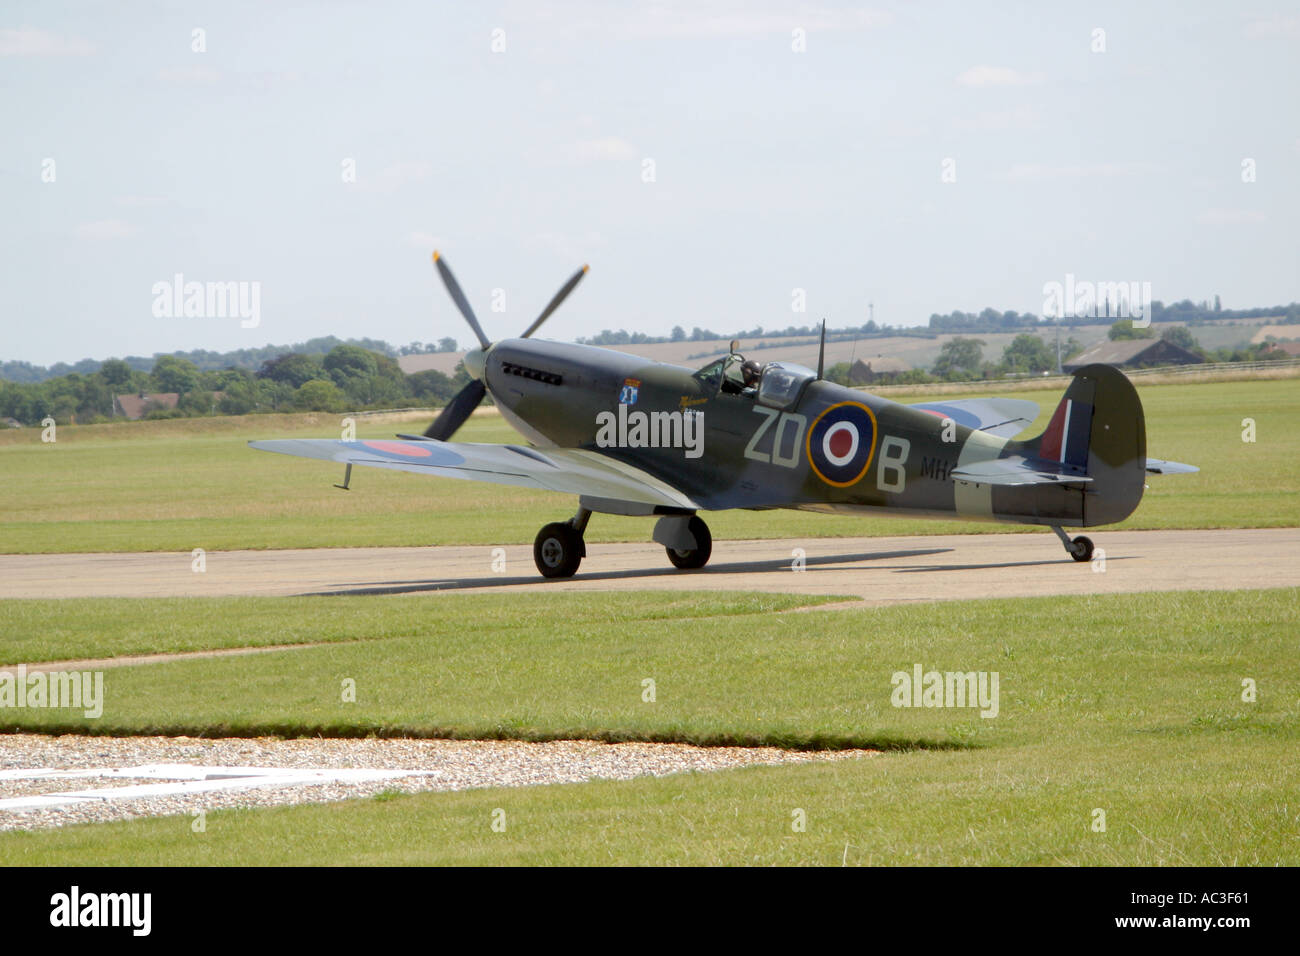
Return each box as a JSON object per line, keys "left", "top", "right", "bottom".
{"left": 741, "top": 359, "right": 764, "bottom": 390}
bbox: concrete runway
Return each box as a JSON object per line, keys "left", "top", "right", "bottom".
{"left": 2, "top": 528, "right": 1296, "bottom": 605}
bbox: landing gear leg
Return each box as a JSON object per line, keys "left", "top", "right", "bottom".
{"left": 1051, "top": 525, "right": 1094, "bottom": 563}
{"left": 533, "top": 506, "right": 590, "bottom": 579}
{"left": 569, "top": 506, "right": 591, "bottom": 540}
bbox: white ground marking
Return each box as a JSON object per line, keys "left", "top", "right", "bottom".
{"left": 0, "top": 737, "right": 871, "bottom": 830}
{"left": 0, "top": 764, "right": 439, "bottom": 811}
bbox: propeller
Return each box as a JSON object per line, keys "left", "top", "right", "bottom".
{"left": 423, "top": 378, "right": 486, "bottom": 440}
{"left": 432, "top": 251, "right": 490, "bottom": 350}
{"left": 421, "top": 252, "right": 588, "bottom": 440}
{"left": 521, "top": 264, "right": 589, "bottom": 339}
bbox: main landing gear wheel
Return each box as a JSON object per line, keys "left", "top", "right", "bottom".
{"left": 534, "top": 522, "right": 584, "bottom": 578}
{"left": 666, "top": 515, "right": 712, "bottom": 570}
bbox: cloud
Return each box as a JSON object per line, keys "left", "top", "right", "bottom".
{"left": 528, "top": 231, "right": 604, "bottom": 261}
{"left": 0, "top": 27, "right": 94, "bottom": 56}
{"left": 509, "top": 2, "right": 890, "bottom": 40}
{"left": 156, "top": 66, "right": 222, "bottom": 87}
{"left": 625, "top": 4, "right": 890, "bottom": 37}
{"left": 564, "top": 137, "right": 639, "bottom": 162}
{"left": 353, "top": 161, "right": 433, "bottom": 194}
{"left": 954, "top": 105, "right": 1039, "bottom": 131}
{"left": 407, "top": 231, "right": 450, "bottom": 251}
{"left": 1196, "top": 208, "right": 1266, "bottom": 225}
{"left": 73, "top": 220, "right": 136, "bottom": 240}
{"left": 1006, "top": 162, "right": 1156, "bottom": 181}
{"left": 956, "top": 65, "right": 1045, "bottom": 87}
{"left": 155, "top": 67, "right": 304, "bottom": 90}
{"left": 114, "top": 195, "right": 171, "bottom": 207}
{"left": 1244, "top": 16, "right": 1300, "bottom": 38}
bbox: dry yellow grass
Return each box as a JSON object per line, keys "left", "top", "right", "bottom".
{"left": 867, "top": 363, "right": 1299, "bottom": 398}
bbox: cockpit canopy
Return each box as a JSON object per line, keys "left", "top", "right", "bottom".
{"left": 756, "top": 362, "right": 816, "bottom": 409}
{"left": 693, "top": 355, "right": 816, "bottom": 410}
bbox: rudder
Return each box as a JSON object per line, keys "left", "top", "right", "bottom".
{"left": 1029, "top": 364, "right": 1146, "bottom": 526}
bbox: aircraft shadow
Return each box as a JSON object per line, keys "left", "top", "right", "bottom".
{"left": 308, "top": 547, "right": 954, "bottom": 596}
{"left": 891, "top": 555, "right": 1137, "bottom": 573}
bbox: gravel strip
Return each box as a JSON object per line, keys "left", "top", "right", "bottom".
{"left": 0, "top": 735, "right": 872, "bottom": 831}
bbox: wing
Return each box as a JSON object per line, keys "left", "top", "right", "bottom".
{"left": 951, "top": 455, "right": 1093, "bottom": 487}
{"left": 909, "top": 398, "right": 1040, "bottom": 439}
{"left": 1145, "top": 458, "right": 1199, "bottom": 475}
{"left": 249, "top": 438, "right": 701, "bottom": 510}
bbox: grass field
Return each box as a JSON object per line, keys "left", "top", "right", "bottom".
{"left": 1, "top": 378, "right": 1295, "bottom": 554}
{"left": 1, "top": 587, "right": 1295, "bottom": 864}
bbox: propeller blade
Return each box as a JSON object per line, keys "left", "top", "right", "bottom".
{"left": 433, "top": 252, "right": 490, "bottom": 349}
{"left": 423, "top": 379, "right": 487, "bottom": 440}
{"left": 520, "top": 264, "right": 589, "bottom": 339}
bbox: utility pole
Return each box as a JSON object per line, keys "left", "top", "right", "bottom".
{"left": 1055, "top": 315, "right": 1063, "bottom": 374}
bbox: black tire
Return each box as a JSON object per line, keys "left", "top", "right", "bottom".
{"left": 666, "top": 516, "right": 712, "bottom": 570}
{"left": 1070, "top": 536, "right": 1094, "bottom": 563}
{"left": 534, "top": 522, "right": 583, "bottom": 578}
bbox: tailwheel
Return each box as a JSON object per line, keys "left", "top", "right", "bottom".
{"left": 666, "top": 515, "right": 712, "bottom": 570}
{"left": 534, "top": 521, "right": 584, "bottom": 578}
{"left": 1051, "top": 526, "right": 1095, "bottom": 564}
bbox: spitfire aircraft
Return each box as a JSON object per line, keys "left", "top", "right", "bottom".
{"left": 251, "top": 255, "right": 1198, "bottom": 579}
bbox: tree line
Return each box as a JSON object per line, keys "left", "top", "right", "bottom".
{"left": 0, "top": 345, "right": 471, "bottom": 426}
{"left": 911, "top": 324, "right": 1289, "bottom": 384}
{"left": 929, "top": 300, "right": 1300, "bottom": 333}
{"left": 0, "top": 335, "right": 458, "bottom": 386}
{"left": 578, "top": 319, "right": 907, "bottom": 347}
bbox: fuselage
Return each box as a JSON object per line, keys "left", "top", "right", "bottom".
{"left": 479, "top": 338, "right": 1091, "bottom": 527}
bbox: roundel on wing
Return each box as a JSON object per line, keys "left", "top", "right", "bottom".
{"left": 358, "top": 440, "right": 434, "bottom": 458}
{"left": 806, "top": 401, "right": 878, "bottom": 487}
{"left": 344, "top": 440, "right": 466, "bottom": 467}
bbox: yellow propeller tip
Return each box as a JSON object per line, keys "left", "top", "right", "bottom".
{"left": 582, "top": 264, "right": 590, "bottom": 273}
{"left": 432, "top": 250, "right": 440, "bottom": 261}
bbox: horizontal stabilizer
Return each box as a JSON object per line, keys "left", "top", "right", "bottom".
{"left": 951, "top": 456, "right": 1093, "bottom": 487}
{"left": 1145, "top": 458, "right": 1199, "bottom": 475}
{"left": 910, "top": 398, "right": 1039, "bottom": 439}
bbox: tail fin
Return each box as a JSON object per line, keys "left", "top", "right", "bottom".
{"left": 1024, "top": 364, "right": 1147, "bottom": 526}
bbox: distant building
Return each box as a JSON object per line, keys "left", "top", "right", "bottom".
{"left": 1261, "top": 341, "right": 1300, "bottom": 358}
{"left": 397, "top": 352, "right": 463, "bottom": 376}
{"left": 113, "top": 392, "right": 180, "bottom": 420}
{"left": 1062, "top": 338, "right": 1204, "bottom": 373}
{"left": 4, "top": 417, "right": 21, "bottom": 428}
{"left": 848, "top": 356, "right": 911, "bottom": 385}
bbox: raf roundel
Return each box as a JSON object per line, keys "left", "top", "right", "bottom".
{"left": 806, "top": 401, "right": 878, "bottom": 487}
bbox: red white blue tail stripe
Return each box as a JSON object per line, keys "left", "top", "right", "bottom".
{"left": 1039, "top": 399, "right": 1092, "bottom": 470}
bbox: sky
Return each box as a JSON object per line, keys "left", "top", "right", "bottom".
{"left": 3, "top": 0, "right": 1298, "bottom": 366}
